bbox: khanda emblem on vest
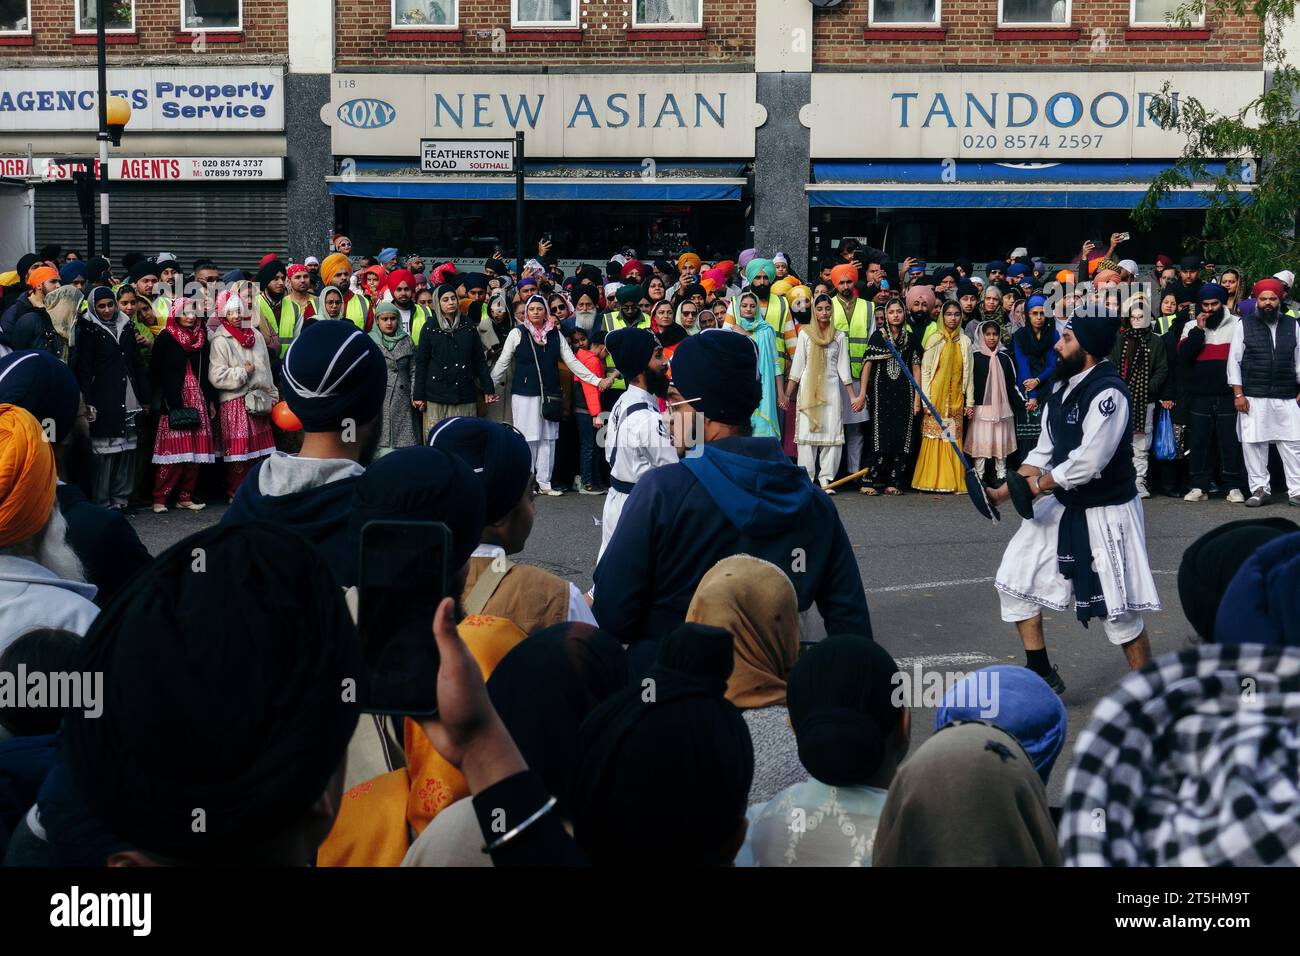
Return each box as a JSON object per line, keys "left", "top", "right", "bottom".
{"left": 1098, "top": 395, "right": 1117, "bottom": 418}
{"left": 1066, "top": 404, "right": 1081, "bottom": 425}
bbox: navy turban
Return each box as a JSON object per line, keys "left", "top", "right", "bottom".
{"left": 1179, "top": 518, "right": 1298, "bottom": 642}
{"left": 0, "top": 350, "right": 81, "bottom": 443}
{"left": 282, "top": 320, "right": 387, "bottom": 432}
{"left": 347, "top": 445, "right": 486, "bottom": 576}
{"left": 1066, "top": 308, "right": 1120, "bottom": 359}
{"left": 606, "top": 326, "right": 657, "bottom": 381}
{"left": 936, "top": 665, "right": 1067, "bottom": 782}
{"left": 428, "top": 416, "right": 534, "bottom": 526}
{"left": 1214, "top": 530, "right": 1300, "bottom": 648}
{"left": 59, "top": 260, "right": 87, "bottom": 284}
{"left": 986, "top": 259, "right": 1009, "bottom": 273}
{"left": 669, "top": 329, "right": 761, "bottom": 427}
{"left": 1198, "top": 282, "right": 1228, "bottom": 305}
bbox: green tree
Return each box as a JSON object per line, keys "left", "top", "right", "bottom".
{"left": 1134, "top": 0, "right": 1299, "bottom": 282}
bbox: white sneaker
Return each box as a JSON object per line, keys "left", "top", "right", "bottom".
{"left": 1136, "top": 480, "right": 1150, "bottom": 499}
{"left": 1184, "top": 488, "right": 1208, "bottom": 501}
{"left": 177, "top": 500, "right": 207, "bottom": 511}
{"left": 152, "top": 503, "right": 168, "bottom": 514}
{"left": 538, "top": 485, "right": 563, "bottom": 497}
{"left": 1227, "top": 489, "right": 1246, "bottom": 503}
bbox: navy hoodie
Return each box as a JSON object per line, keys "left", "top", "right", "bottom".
{"left": 592, "top": 436, "right": 871, "bottom": 670}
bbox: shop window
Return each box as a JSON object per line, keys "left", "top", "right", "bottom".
{"left": 1131, "top": 0, "right": 1202, "bottom": 25}
{"left": 182, "top": 0, "right": 241, "bottom": 31}
{"left": 633, "top": 0, "right": 703, "bottom": 28}
{"left": 512, "top": 0, "right": 578, "bottom": 27}
{"left": 869, "top": 0, "right": 939, "bottom": 25}
{"left": 998, "top": 0, "right": 1068, "bottom": 25}
{"left": 76, "top": 0, "right": 134, "bottom": 31}
{"left": 392, "top": 0, "right": 458, "bottom": 28}
{"left": 0, "top": 0, "right": 28, "bottom": 32}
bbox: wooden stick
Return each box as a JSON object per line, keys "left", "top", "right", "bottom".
{"left": 823, "top": 466, "right": 874, "bottom": 491}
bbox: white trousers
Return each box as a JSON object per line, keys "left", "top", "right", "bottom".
{"left": 528, "top": 438, "right": 555, "bottom": 489}
{"left": 1242, "top": 439, "right": 1300, "bottom": 498}
{"left": 1131, "top": 402, "right": 1155, "bottom": 482}
{"left": 845, "top": 426, "right": 865, "bottom": 475}
{"left": 597, "top": 487, "right": 629, "bottom": 564}
{"left": 973, "top": 457, "right": 1007, "bottom": 480}
{"left": 798, "top": 443, "right": 843, "bottom": 487}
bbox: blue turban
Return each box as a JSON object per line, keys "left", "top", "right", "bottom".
{"left": 1214, "top": 530, "right": 1300, "bottom": 647}
{"left": 669, "top": 329, "right": 760, "bottom": 427}
{"left": 1065, "top": 307, "right": 1120, "bottom": 359}
{"left": 986, "top": 259, "right": 1009, "bottom": 273}
{"left": 744, "top": 258, "right": 776, "bottom": 284}
{"left": 0, "top": 350, "right": 81, "bottom": 443}
{"left": 427, "top": 416, "right": 534, "bottom": 526}
{"left": 1007, "top": 263, "right": 1030, "bottom": 278}
{"left": 935, "top": 665, "right": 1067, "bottom": 781}
{"left": 605, "top": 326, "right": 657, "bottom": 381}
{"left": 1026, "top": 294, "right": 1048, "bottom": 311}
{"left": 59, "top": 260, "right": 87, "bottom": 284}
{"left": 1198, "top": 282, "right": 1229, "bottom": 304}
{"left": 377, "top": 247, "right": 398, "bottom": 264}
{"left": 281, "top": 320, "right": 387, "bottom": 432}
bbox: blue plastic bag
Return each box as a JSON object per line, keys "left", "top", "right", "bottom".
{"left": 1154, "top": 406, "right": 1176, "bottom": 461}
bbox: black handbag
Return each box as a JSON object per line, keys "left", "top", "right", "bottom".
{"left": 525, "top": 329, "right": 564, "bottom": 422}
{"left": 167, "top": 405, "right": 201, "bottom": 431}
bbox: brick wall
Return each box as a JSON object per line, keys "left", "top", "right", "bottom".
{"left": 334, "top": 0, "right": 753, "bottom": 68}
{"left": 0, "top": 0, "right": 287, "bottom": 62}
{"left": 814, "top": 0, "right": 1261, "bottom": 67}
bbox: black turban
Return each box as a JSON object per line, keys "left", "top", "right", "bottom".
{"left": 1178, "top": 254, "right": 1202, "bottom": 271}
{"left": 680, "top": 282, "right": 706, "bottom": 300}
{"left": 85, "top": 256, "right": 112, "bottom": 284}
{"left": 256, "top": 258, "right": 286, "bottom": 287}
{"left": 427, "top": 416, "right": 533, "bottom": 526}
{"left": 1066, "top": 307, "right": 1121, "bottom": 359}
{"left": 1178, "top": 518, "right": 1298, "bottom": 641}
{"left": 62, "top": 522, "right": 363, "bottom": 863}
{"left": 128, "top": 260, "right": 159, "bottom": 284}
{"left": 15, "top": 252, "right": 37, "bottom": 280}
{"left": 605, "top": 326, "right": 657, "bottom": 381}
{"left": 787, "top": 635, "right": 903, "bottom": 786}
{"left": 669, "top": 329, "right": 761, "bottom": 427}
{"left": 956, "top": 279, "right": 980, "bottom": 299}
{"left": 460, "top": 272, "right": 488, "bottom": 292}
{"left": 0, "top": 349, "right": 81, "bottom": 443}
{"left": 282, "top": 320, "right": 387, "bottom": 431}
{"left": 571, "top": 623, "right": 752, "bottom": 865}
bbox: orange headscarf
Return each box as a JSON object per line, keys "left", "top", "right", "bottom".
{"left": 316, "top": 613, "right": 527, "bottom": 867}
{"left": 0, "top": 404, "right": 57, "bottom": 548}
{"left": 830, "top": 264, "right": 859, "bottom": 286}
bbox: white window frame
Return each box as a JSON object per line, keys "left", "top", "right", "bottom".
{"left": 0, "top": 0, "right": 30, "bottom": 34}
{"left": 868, "top": 0, "right": 941, "bottom": 27}
{"left": 180, "top": 0, "right": 243, "bottom": 33}
{"left": 511, "top": 0, "right": 579, "bottom": 28}
{"left": 390, "top": 0, "right": 460, "bottom": 29}
{"left": 75, "top": 0, "right": 136, "bottom": 33}
{"left": 996, "top": 0, "right": 1071, "bottom": 27}
{"left": 631, "top": 0, "right": 704, "bottom": 29}
{"left": 1129, "top": 0, "right": 1204, "bottom": 26}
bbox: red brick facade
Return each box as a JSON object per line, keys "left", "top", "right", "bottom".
{"left": 814, "top": 0, "right": 1260, "bottom": 67}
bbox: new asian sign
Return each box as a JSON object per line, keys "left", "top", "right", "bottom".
{"left": 803, "top": 71, "right": 1263, "bottom": 160}
{"left": 0, "top": 68, "right": 284, "bottom": 133}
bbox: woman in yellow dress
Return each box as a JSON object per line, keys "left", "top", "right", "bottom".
{"left": 912, "top": 299, "right": 974, "bottom": 493}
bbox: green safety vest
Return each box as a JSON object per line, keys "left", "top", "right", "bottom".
{"left": 258, "top": 294, "right": 302, "bottom": 359}
{"left": 832, "top": 296, "right": 873, "bottom": 378}
{"left": 409, "top": 304, "right": 436, "bottom": 346}
{"left": 344, "top": 291, "right": 370, "bottom": 331}
{"left": 599, "top": 310, "right": 650, "bottom": 389}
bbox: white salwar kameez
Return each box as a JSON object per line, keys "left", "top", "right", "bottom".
{"left": 1226, "top": 318, "right": 1300, "bottom": 498}
{"left": 788, "top": 328, "right": 852, "bottom": 487}
{"left": 597, "top": 384, "right": 678, "bottom": 562}
{"left": 491, "top": 325, "right": 603, "bottom": 490}
{"left": 994, "top": 363, "right": 1161, "bottom": 646}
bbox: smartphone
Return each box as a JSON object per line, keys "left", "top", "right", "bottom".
{"left": 356, "top": 520, "right": 452, "bottom": 716}
{"left": 1116, "top": 232, "right": 1131, "bottom": 242}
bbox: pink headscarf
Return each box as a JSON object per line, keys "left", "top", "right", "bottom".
{"left": 974, "top": 321, "right": 1012, "bottom": 423}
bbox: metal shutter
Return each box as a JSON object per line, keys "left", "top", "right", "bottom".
{"left": 35, "top": 182, "right": 288, "bottom": 273}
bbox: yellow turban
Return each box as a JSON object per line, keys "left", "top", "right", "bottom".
{"left": 0, "top": 404, "right": 57, "bottom": 548}
{"left": 788, "top": 284, "right": 812, "bottom": 305}
{"left": 320, "top": 253, "right": 352, "bottom": 286}
{"left": 771, "top": 279, "right": 793, "bottom": 300}
{"left": 677, "top": 252, "right": 702, "bottom": 272}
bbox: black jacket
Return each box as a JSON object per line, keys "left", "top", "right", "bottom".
{"left": 55, "top": 483, "right": 152, "bottom": 608}
{"left": 70, "top": 315, "right": 151, "bottom": 441}
{"left": 971, "top": 350, "right": 1024, "bottom": 413}
{"left": 149, "top": 329, "right": 217, "bottom": 415}
{"left": 413, "top": 318, "right": 493, "bottom": 405}
{"left": 8, "top": 299, "right": 62, "bottom": 356}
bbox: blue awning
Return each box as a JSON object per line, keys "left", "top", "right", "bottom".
{"left": 330, "top": 179, "right": 742, "bottom": 201}
{"left": 811, "top": 160, "right": 1244, "bottom": 185}
{"left": 807, "top": 188, "right": 1217, "bottom": 210}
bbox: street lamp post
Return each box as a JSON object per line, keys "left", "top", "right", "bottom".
{"left": 94, "top": 0, "right": 131, "bottom": 259}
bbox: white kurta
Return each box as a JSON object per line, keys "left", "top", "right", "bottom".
{"left": 598, "top": 384, "right": 678, "bottom": 561}
{"left": 490, "top": 325, "right": 603, "bottom": 443}
{"left": 994, "top": 363, "right": 1162, "bottom": 645}
{"left": 788, "top": 329, "right": 852, "bottom": 445}
{"left": 1225, "top": 317, "right": 1300, "bottom": 443}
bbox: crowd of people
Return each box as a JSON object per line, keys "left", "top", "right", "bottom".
{"left": 0, "top": 232, "right": 1298, "bottom": 868}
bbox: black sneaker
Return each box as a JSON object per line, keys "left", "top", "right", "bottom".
{"left": 1028, "top": 664, "right": 1066, "bottom": 696}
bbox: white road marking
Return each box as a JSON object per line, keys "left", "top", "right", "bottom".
{"left": 893, "top": 652, "right": 1002, "bottom": 669}
{"left": 867, "top": 569, "right": 1174, "bottom": 594}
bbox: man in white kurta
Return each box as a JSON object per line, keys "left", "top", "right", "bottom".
{"left": 989, "top": 313, "right": 1161, "bottom": 694}
{"left": 785, "top": 322, "right": 852, "bottom": 488}
{"left": 1227, "top": 280, "right": 1300, "bottom": 507}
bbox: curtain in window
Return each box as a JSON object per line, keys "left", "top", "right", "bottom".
{"left": 0, "top": 0, "right": 27, "bottom": 31}
{"left": 395, "top": 0, "right": 454, "bottom": 25}
{"left": 1133, "top": 0, "right": 1178, "bottom": 22}
{"left": 873, "top": 0, "right": 937, "bottom": 22}
{"left": 517, "top": 0, "right": 573, "bottom": 22}
{"left": 637, "top": 0, "right": 700, "bottom": 25}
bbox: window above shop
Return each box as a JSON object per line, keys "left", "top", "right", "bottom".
{"left": 76, "top": 0, "right": 135, "bottom": 32}
{"left": 1130, "top": 0, "right": 1203, "bottom": 25}
{"left": 182, "top": 0, "right": 242, "bottom": 31}
{"left": 869, "top": 0, "right": 940, "bottom": 26}
{"left": 392, "top": 0, "right": 458, "bottom": 29}
{"left": 633, "top": 0, "right": 703, "bottom": 29}
{"left": 512, "top": 0, "right": 579, "bottom": 28}
{"left": 998, "top": 0, "right": 1069, "bottom": 25}
{"left": 0, "top": 0, "right": 28, "bottom": 33}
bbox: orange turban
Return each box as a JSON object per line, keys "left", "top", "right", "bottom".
{"left": 830, "top": 264, "right": 859, "bottom": 286}
{"left": 0, "top": 404, "right": 57, "bottom": 548}
{"left": 1055, "top": 269, "right": 1074, "bottom": 284}
{"left": 1094, "top": 269, "right": 1122, "bottom": 287}
{"left": 715, "top": 260, "right": 736, "bottom": 278}
{"left": 320, "top": 253, "right": 351, "bottom": 286}
{"left": 677, "top": 252, "right": 701, "bottom": 272}
{"left": 26, "top": 266, "right": 57, "bottom": 290}
{"left": 700, "top": 277, "right": 720, "bottom": 294}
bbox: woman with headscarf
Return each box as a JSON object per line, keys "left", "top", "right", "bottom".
{"left": 966, "top": 284, "right": 1010, "bottom": 348}
{"left": 964, "top": 319, "right": 1021, "bottom": 484}
{"left": 316, "top": 285, "right": 344, "bottom": 322}
{"left": 686, "top": 555, "right": 803, "bottom": 803}
{"left": 149, "top": 297, "right": 217, "bottom": 512}
{"left": 1219, "top": 267, "right": 1243, "bottom": 313}
{"left": 862, "top": 297, "right": 921, "bottom": 495}
{"left": 41, "top": 285, "right": 83, "bottom": 361}
{"left": 491, "top": 293, "right": 608, "bottom": 496}
{"left": 874, "top": 721, "right": 1061, "bottom": 866}
{"left": 1110, "top": 294, "right": 1169, "bottom": 499}
{"left": 726, "top": 290, "right": 786, "bottom": 438}
{"left": 675, "top": 297, "right": 702, "bottom": 337}
{"left": 401, "top": 623, "right": 628, "bottom": 867}
{"left": 367, "top": 300, "right": 418, "bottom": 458}
{"left": 412, "top": 283, "right": 495, "bottom": 439}
{"left": 647, "top": 298, "right": 686, "bottom": 360}
{"left": 644, "top": 274, "right": 667, "bottom": 307}
{"left": 912, "top": 300, "right": 973, "bottom": 493}
{"left": 478, "top": 291, "right": 515, "bottom": 425}
{"left": 740, "top": 636, "right": 907, "bottom": 867}
{"left": 208, "top": 289, "right": 278, "bottom": 502}
{"left": 784, "top": 293, "right": 852, "bottom": 490}
{"left": 71, "top": 286, "right": 150, "bottom": 509}
{"left": 1013, "top": 294, "right": 1058, "bottom": 460}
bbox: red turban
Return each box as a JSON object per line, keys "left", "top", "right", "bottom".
{"left": 620, "top": 259, "right": 645, "bottom": 280}
{"left": 1252, "top": 278, "right": 1286, "bottom": 299}
{"left": 387, "top": 269, "right": 416, "bottom": 293}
